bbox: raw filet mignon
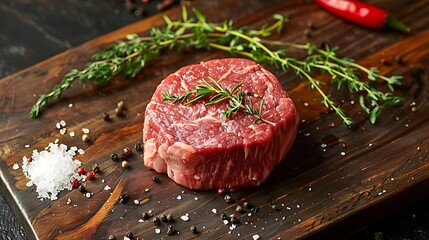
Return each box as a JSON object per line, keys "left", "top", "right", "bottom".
{"left": 143, "top": 58, "right": 299, "bottom": 190}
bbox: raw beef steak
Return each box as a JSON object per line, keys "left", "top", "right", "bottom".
{"left": 143, "top": 58, "right": 299, "bottom": 190}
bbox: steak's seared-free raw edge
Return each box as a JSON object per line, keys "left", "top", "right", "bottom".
{"left": 143, "top": 58, "right": 299, "bottom": 190}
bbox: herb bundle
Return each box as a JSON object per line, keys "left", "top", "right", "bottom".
{"left": 162, "top": 77, "right": 275, "bottom": 125}
{"left": 30, "top": 6, "right": 402, "bottom": 125}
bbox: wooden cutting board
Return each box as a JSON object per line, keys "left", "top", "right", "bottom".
{"left": 1, "top": 0, "right": 428, "bottom": 239}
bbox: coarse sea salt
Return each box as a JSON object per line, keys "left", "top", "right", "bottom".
{"left": 22, "top": 142, "right": 84, "bottom": 201}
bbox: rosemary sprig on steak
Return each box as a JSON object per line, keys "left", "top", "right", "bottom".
{"left": 162, "top": 77, "right": 275, "bottom": 125}
{"left": 29, "top": 6, "right": 402, "bottom": 125}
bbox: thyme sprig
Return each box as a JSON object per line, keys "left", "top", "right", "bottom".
{"left": 161, "top": 77, "right": 275, "bottom": 125}
{"left": 30, "top": 6, "right": 403, "bottom": 125}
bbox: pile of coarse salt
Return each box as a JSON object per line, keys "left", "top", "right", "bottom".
{"left": 22, "top": 142, "right": 85, "bottom": 201}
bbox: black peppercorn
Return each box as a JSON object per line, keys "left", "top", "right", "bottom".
{"left": 142, "top": 212, "right": 151, "bottom": 220}
{"left": 160, "top": 214, "right": 167, "bottom": 221}
{"left": 190, "top": 225, "right": 197, "bottom": 234}
{"left": 152, "top": 175, "right": 160, "bottom": 183}
{"left": 224, "top": 194, "right": 232, "bottom": 203}
{"left": 251, "top": 206, "right": 259, "bottom": 213}
{"left": 103, "top": 112, "right": 110, "bottom": 121}
{"left": 78, "top": 185, "right": 86, "bottom": 193}
{"left": 134, "top": 142, "right": 141, "bottom": 151}
{"left": 230, "top": 215, "right": 240, "bottom": 224}
{"left": 243, "top": 201, "right": 252, "bottom": 209}
{"left": 153, "top": 216, "right": 161, "bottom": 225}
{"left": 220, "top": 213, "right": 227, "bottom": 220}
{"left": 110, "top": 153, "right": 118, "bottom": 161}
{"left": 167, "top": 225, "right": 176, "bottom": 236}
{"left": 118, "top": 194, "right": 129, "bottom": 204}
{"left": 125, "top": 231, "right": 133, "bottom": 238}
{"left": 119, "top": 152, "right": 127, "bottom": 160}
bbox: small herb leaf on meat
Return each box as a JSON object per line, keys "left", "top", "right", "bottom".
{"left": 162, "top": 77, "right": 275, "bottom": 125}
{"left": 30, "top": 6, "right": 403, "bottom": 125}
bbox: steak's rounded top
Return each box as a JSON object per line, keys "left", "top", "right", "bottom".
{"left": 145, "top": 58, "right": 297, "bottom": 150}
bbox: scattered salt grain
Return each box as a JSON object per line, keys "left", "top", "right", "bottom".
{"left": 181, "top": 215, "right": 190, "bottom": 221}
{"left": 56, "top": 122, "right": 61, "bottom": 129}
{"left": 82, "top": 128, "right": 90, "bottom": 134}
{"left": 155, "top": 229, "right": 161, "bottom": 234}
{"left": 145, "top": 188, "right": 150, "bottom": 192}
{"left": 104, "top": 185, "right": 111, "bottom": 191}
{"left": 68, "top": 103, "right": 73, "bottom": 108}
{"left": 66, "top": 198, "right": 72, "bottom": 205}
{"left": 69, "top": 132, "right": 75, "bottom": 137}
{"left": 54, "top": 139, "right": 60, "bottom": 143}
{"left": 340, "top": 151, "right": 346, "bottom": 156}
{"left": 124, "top": 237, "right": 130, "bottom": 240}
{"left": 85, "top": 192, "right": 91, "bottom": 198}
{"left": 25, "top": 144, "right": 30, "bottom": 148}
{"left": 59, "top": 128, "right": 67, "bottom": 135}
{"left": 303, "top": 102, "right": 309, "bottom": 107}
{"left": 12, "top": 163, "right": 19, "bottom": 170}
{"left": 212, "top": 209, "right": 217, "bottom": 214}
{"left": 253, "top": 234, "right": 260, "bottom": 240}
{"left": 78, "top": 149, "right": 85, "bottom": 155}
{"left": 138, "top": 219, "right": 144, "bottom": 223}
{"left": 176, "top": 195, "right": 182, "bottom": 200}
{"left": 194, "top": 197, "right": 199, "bottom": 201}
{"left": 223, "top": 220, "right": 229, "bottom": 225}
{"left": 22, "top": 142, "right": 83, "bottom": 200}
{"left": 60, "top": 120, "right": 66, "bottom": 127}
{"left": 134, "top": 199, "right": 139, "bottom": 205}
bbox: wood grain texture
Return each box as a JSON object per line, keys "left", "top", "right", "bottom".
{"left": 0, "top": 0, "right": 428, "bottom": 239}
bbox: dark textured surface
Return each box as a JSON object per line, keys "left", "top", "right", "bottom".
{"left": 0, "top": 0, "right": 168, "bottom": 239}
{"left": 0, "top": 0, "right": 428, "bottom": 239}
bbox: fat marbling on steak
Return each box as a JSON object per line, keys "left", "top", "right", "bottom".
{"left": 143, "top": 58, "right": 299, "bottom": 190}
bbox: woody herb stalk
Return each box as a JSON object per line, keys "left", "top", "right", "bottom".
{"left": 30, "top": 6, "right": 402, "bottom": 125}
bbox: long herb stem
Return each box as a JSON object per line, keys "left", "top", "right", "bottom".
{"left": 30, "top": 6, "right": 403, "bottom": 125}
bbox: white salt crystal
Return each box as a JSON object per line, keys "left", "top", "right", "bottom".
{"left": 22, "top": 142, "right": 83, "bottom": 201}
{"left": 66, "top": 198, "right": 72, "bottom": 205}
{"left": 194, "top": 197, "right": 199, "bottom": 200}
{"left": 223, "top": 220, "right": 229, "bottom": 225}
{"left": 59, "top": 128, "right": 67, "bottom": 135}
{"left": 340, "top": 151, "right": 346, "bottom": 156}
{"left": 68, "top": 103, "right": 73, "bottom": 108}
{"left": 69, "top": 132, "right": 75, "bottom": 137}
{"left": 82, "top": 128, "right": 90, "bottom": 134}
{"left": 12, "top": 163, "right": 19, "bottom": 170}
{"left": 253, "top": 234, "right": 260, "bottom": 240}
{"left": 56, "top": 122, "right": 61, "bottom": 129}
{"left": 85, "top": 192, "right": 91, "bottom": 198}
{"left": 134, "top": 199, "right": 139, "bottom": 205}
{"left": 212, "top": 209, "right": 217, "bottom": 214}
{"left": 138, "top": 219, "right": 144, "bottom": 223}
{"left": 124, "top": 237, "right": 130, "bottom": 240}
{"left": 54, "top": 139, "right": 59, "bottom": 143}
{"left": 78, "top": 149, "right": 85, "bottom": 155}
{"left": 25, "top": 145, "right": 30, "bottom": 148}
{"left": 155, "top": 228, "right": 161, "bottom": 234}
{"left": 70, "top": 146, "right": 78, "bottom": 152}
{"left": 181, "top": 215, "right": 189, "bottom": 221}
{"left": 104, "top": 185, "right": 111, "bottom": 191}
{"left": 60, "top": 120, "right": 66, "bottom": 127}
{"left": 176, "top": 195, "right": 182, "bottom": 200}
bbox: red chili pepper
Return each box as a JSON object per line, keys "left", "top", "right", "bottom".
{"left": 315, "top": 0, "right": 410, "bottom": 33}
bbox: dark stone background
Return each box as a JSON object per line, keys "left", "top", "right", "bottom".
{"left": 0, "top": 0, "right": 428, "bottom": 239}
